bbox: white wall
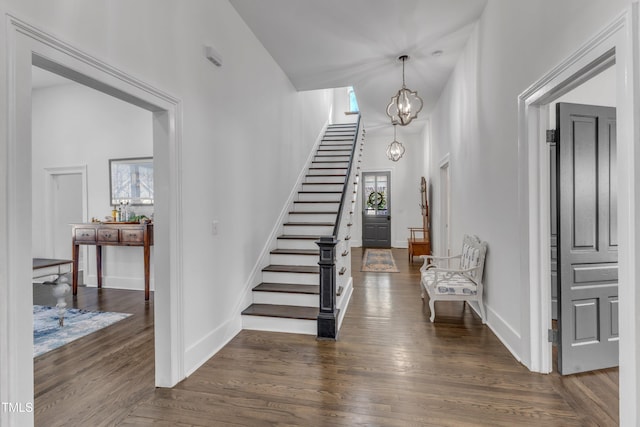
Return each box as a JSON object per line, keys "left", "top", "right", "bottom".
{"left": 549, "top": 64, "right": 616, "bottom": 124}
{"left": 332, "top": 86, "right": 354, "bottom": 124}
{"left": 353, "top": 125, "right": 425, "bottom": 248}
{"left": 32, "top": 78, "right": 154, "bottom": 290}
{"left": 427, "top": 0, "right": 632, "bottom": 414}
{"left": 0, "top": 2, "right": 335, "bottom": 422}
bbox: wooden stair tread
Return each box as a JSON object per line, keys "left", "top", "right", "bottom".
{"left": 298, "top": 190, "right": 342, "bottom": 194}
{"left": 253, "top": 283, "right": 319, "bottom": 294}
{"left": 289, "top": 211, "right": 338, "bottom": 214}
{"left": 278, "top": 234, "right": 321, "bottom": 240}
{"left": 263, "top": 265, "right": 319, "bottom": 274}
{"left": 270, "top": 248, "right": 319, "bottom": 255}
{"left": 284, "top": 222, "right": 334, "bottom": 226}
{"left": 293, "top": 201, "right": 339, "bottom": 204}
{"left": 302, "top": 182, "right": 345, "bottom": 185}
{"left": 241, "top": 304, "right": 318, "bottom": 320}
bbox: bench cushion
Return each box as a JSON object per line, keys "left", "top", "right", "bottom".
{"left": 421, "top": 270, "right": 478, "bottom": 296}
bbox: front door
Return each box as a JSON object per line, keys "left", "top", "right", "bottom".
{"left": 556, "top": 102, "right": 618, "bottom": 375}
{"left": 362, "top": 171, "right": 391, "bottom": 248}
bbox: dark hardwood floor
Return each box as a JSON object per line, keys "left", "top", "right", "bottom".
{"left": 34, "top": 248, "right": 618, "bottom": 426}
{"left": 33, "top": 284, "right": 155, "bottom": 427}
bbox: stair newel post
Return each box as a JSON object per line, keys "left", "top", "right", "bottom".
{"left": 316, "top": 235, "right": 338, "bottom": 339}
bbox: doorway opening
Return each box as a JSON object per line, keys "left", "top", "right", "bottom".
{"left": 362, "top": 171, "right": 392, "bottom": 248}
{"left": 42, "top": 166, "right": 88, "bottom": 281}
{"left": 546, "top": 66, "right": 617, "bottom": 374}
{"left": 3, "top": 16, "right": 184, "bottom": 423}
{"left": 439, "top": 155, "right": 451, "bottom": 261}
{"left": 516, "top": 7, "right": 640, "bottom": 422}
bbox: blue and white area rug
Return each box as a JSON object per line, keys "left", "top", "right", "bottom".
{"left": 33, "top": 305, "right": 132, "bottom": 357}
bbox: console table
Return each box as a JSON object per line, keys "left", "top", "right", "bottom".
{"left": 71, "top": 222, "right": 154, "bottom": 300}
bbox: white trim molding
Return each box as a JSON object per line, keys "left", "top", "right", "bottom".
{"left": 2, "top": 14, "right": 185, "bottom": 426}
{"left": 517, "top": 6, "right": 639, "bottom": 425}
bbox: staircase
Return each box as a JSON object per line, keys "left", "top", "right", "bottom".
{"left": 241, "top": 122, "right": 361, "bottom": 335}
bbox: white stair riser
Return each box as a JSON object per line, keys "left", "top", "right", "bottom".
{"left": 283, "top": 224, "right": 334, "bottom": 235}
{"left": 307, "top": 168, "right": 347, "bottom": 176}
{"left": 305, "top": 175, "right": 345, "bottom": 183}
{"left": 298, "top": 192, "right": 341, "bottom": 202}
{"left": 241, "top": 315, "right": 316, "bottom": 335}
{"left": 320, "top": 139, "right": 353, "bottom": 148}
{"left": 263, "top": 271, "right": 318, "bottom": 285}
{"left": 293, "top": 202, "right": 340, "bottom": 212}
{"left": 277, "top": 239, "right": 318, "bottom": 250}
{"left": 314, "top": 155, "right": 351, "bottom": 162}
{"left": 252, "top": 291, "right": 318, "bottom": 307}
{"left": 270, "top": 253, "right": 319, "bottom": 266}
{"left": 316, "top": 150, "right": 352, "bottom": 156}
{"left": 312, "top": 162, "right": 349, "bottom": 168}
{"left": 288, "top": 212, "right": 336, "bottom": 222}
{"left": 301, "top": 183, "right": 344, "bottom": 192}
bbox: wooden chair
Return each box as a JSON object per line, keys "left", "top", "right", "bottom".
{"left": 408, "top": 177, "right": 430, "bottom": 261}
{"left": 420, "top": 234, "right": 488, "bottom": 323}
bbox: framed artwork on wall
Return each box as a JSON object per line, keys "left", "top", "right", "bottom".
{"left": 109, "top": 157, "right": 154, "bottom": 205}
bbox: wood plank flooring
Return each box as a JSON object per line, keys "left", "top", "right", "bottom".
{"left": 34, "top": 248, "right": 618, "bottom": 426}
{"left": 33, "top": 284, "right": 155, "bottom": 427}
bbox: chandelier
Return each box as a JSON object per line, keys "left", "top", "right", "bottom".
{"left": 386, "top": 55, "right": 423, "bottom": 126}
{"left": 386, "top": 124, "right": 405, "bottom": 162}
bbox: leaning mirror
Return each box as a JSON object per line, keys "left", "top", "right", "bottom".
{"left": 109, "top": 157, "right": 154, "bottom": 205}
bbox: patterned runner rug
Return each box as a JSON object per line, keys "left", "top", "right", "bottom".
{"left": 361, "top": 248, "right": 400, "bottom": 272}
{"left": 33, "top": 305, "right": 131, "bottom": 357}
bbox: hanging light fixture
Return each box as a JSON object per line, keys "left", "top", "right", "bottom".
{"left": 386, "top": 55, "right": 423, "bottom": 126}
{"left": 386, "top": 124, "right": 405, "bottom": 162}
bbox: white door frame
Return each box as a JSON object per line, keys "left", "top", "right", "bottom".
{"left": 44, "top": 166, "right": 89, "bottom": 270}
{"left": 2, "top": 15, "right": 184, "bottom": 426}
{"left": 439, "top": 154, "right": 451, "bottom": 260}
{"left": 517, "top": 5, "right": 639, "bottom": 424}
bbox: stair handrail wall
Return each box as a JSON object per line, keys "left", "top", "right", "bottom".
{"left": 317, "top": 115, "right": 362, "bottom": 339}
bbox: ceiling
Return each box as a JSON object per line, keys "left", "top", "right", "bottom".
{"left": 230, "top": 0, "right": 487, "bottom": 133}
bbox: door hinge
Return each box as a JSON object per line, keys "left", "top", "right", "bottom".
{"left": 546, "top": 129, "right": 557, "bottom": 144}
{"left": 548, "top": 328, "right": 558, "bottom": 344}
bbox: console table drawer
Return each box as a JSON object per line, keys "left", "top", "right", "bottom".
{"left": 74, "top": 228, "right": 96, "bottom": 242}
{"left": 120, "top": 229, "right": 144, "bottom": 243}
{"left": 97, "top": 228, "right": 119, "bottom": 242}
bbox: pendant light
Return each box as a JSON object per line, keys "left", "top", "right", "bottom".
{"left": 386, "top": 55, "right": 423, "bottom": 126}
{"left": 386, "top": 124, "right": 405, "bottom": 162}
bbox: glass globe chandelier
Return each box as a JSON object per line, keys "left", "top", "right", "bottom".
{"left": 386, "top": 124, "right": 405, "bottom": 162}
{"left": 386, "top": 55, "right": 423, "bottom": 126}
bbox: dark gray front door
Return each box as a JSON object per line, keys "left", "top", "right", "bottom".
{"left": 556, "top": 102, "right": 618, "bottom": 375}
{"left": 362, "top": 171, "right": 391, "bottom": 248}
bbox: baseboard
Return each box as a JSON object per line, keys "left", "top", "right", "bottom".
{"left": 393, "top": 240, "right": 409, "bottom": 248}
{"left": 337, "top": 277, "right": 353, "bottom": 331}
{"left": 184, "top": 313, "right": 242, "bottom": 376}
{"left": 84, "top": 274, "right": 153, "bottom": 292}
{"left": 485, "top": 304, "right": 523, "bottom": 364}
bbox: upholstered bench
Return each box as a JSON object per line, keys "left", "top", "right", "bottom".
{"left": 420, "top": 234, "right": 487, "bottom": 323}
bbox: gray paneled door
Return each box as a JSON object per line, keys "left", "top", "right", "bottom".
{"left": 556, "top": 102, "right": 618, "bottom": 375}
{"left": 362, "top": 171, "right": 391, "bottom": 248}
